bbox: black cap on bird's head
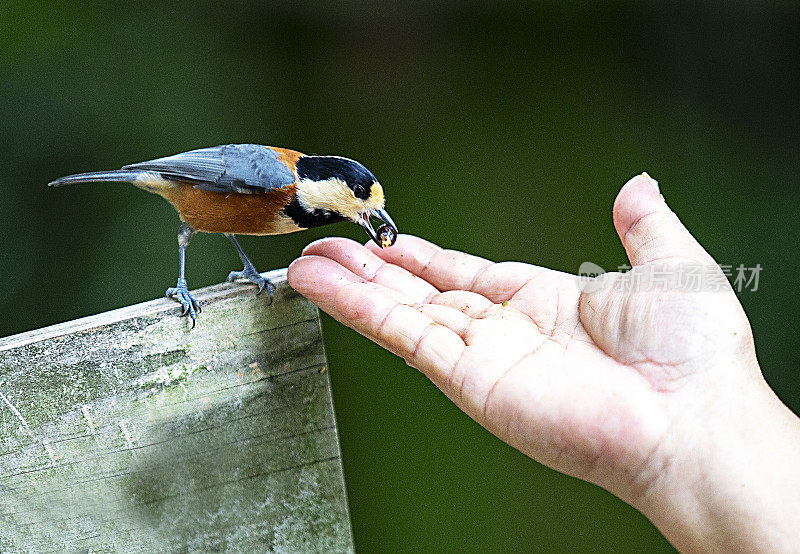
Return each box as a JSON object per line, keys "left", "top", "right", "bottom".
{"left": 294, "top": 155, "right": 397, "bottom": 247}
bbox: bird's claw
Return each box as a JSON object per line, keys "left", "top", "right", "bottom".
{"left": 166, "top": 278, "right": 201, "bottom": 327}
{"left": 227, "top": 269, "right": 275, "bottom": 305}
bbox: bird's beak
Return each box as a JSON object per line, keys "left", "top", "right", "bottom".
{"left": 358, "top": 208, "right": 398, "bottom": 248}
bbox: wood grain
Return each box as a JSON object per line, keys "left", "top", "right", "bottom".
{"left": 0, "top": 269, "right": 353, "bottom": 552}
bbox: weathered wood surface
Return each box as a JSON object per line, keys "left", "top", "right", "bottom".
{"left": 0, "top": 269, "right": 353, "bottom": 552}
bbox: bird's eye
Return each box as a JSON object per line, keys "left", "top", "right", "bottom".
{"left": 352, "top": 184, "right": 367, "bottom": 199}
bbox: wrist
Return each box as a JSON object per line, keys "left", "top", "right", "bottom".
{"left": 633, "top": 372, "right": 800, "bottom": 552}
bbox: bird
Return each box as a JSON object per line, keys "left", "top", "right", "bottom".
{"left": 49, "top": 144, "right": 398, "bottom": 326}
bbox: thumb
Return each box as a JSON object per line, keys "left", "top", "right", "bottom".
{"left": 613, "top": 173, "right": 714, "bottom": 266}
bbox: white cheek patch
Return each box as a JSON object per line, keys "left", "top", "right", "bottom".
{"left": 296, "top": 178, "right": 386, "bottom": 220}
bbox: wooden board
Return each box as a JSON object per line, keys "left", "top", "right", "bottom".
{"left": 0, "top": 269, "right": 353, "bottom": 552}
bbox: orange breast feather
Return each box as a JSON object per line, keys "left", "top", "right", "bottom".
{"left": 166, "top": 182, "right": 300, "bottom": 235}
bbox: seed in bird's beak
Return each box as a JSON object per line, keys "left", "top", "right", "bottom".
{"left": 358, "top": 208, "right": 397, "bottom": 248}
{"left": 378, "top": 224, "right": 397, "bottom": 247}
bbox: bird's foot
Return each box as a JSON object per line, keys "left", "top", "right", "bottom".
{"left": 227, "top": 268, "right": 275, "bottom": 304}
{"left": 165, "top": 278, "right": 201, "bottom": 326}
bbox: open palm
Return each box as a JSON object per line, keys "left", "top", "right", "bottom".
{"left": 288, "top": 174, "right": 759, "bottom": 506}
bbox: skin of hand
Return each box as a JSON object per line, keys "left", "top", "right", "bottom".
{"left": 287, "top": 174, "right": 800, "bottom": 552}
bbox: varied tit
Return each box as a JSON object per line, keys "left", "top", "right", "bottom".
{"left": 49, "top": 144, "right": 398, "bottom": 325}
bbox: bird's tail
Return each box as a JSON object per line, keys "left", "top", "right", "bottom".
{"left": 48, "top": 170, "right": 146, "bottom": 187}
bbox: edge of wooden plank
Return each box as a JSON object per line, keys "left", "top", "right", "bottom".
{"left": 0, "top": 268, "right": 291, "bottom": 351}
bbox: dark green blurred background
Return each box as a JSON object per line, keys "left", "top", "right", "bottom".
{"left": 2, "top": 1, "right": 799, "bottom": 551}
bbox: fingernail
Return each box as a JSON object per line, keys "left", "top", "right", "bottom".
{"left": 641, "top": 171, "right": 660, "bottom": 194}
{"left": 301, "top": 238, "right": 329, "bottom": 255}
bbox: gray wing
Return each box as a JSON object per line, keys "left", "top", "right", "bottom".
{"left": 122, "top": 144, "right": 296, "bottom": 193}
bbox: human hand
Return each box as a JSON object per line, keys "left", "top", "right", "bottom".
{"left": 288, "top": 174, "right": 800, "bottom": 551}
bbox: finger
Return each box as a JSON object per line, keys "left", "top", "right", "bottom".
{"left": 429, "top": 290, "right": 495, "bottom": 318}
{"left": 460, "top": 261, "right": 548, "bottom": 303}
{"left": 613, "top": 173, "right": 715, "bottom": 266}
{"left": 289, "top": 255, "right": 466, "bottom": 382}
{"left": 418, "top": 304, "right": 473, "bottom": 338}
{"left": 302, "top": 237, "right": 438, "bottom": 304}
{"left": 367, "top": 235, "right": 572, "bottom": 303}
{"left": 366, "top": 234, "right": 492, "bottom": 291}
{"left": 287, "top": 255, "right": 412, "bottom": 321}
{"left": 332, "top": 282, "right": 465, "bottom": 383}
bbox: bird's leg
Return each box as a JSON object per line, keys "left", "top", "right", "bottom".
{"left": 225, "top": 234, "right": 274, "bottom": 303}
{"left": 165, "top": 222, "right": 201, "bottom": 325}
